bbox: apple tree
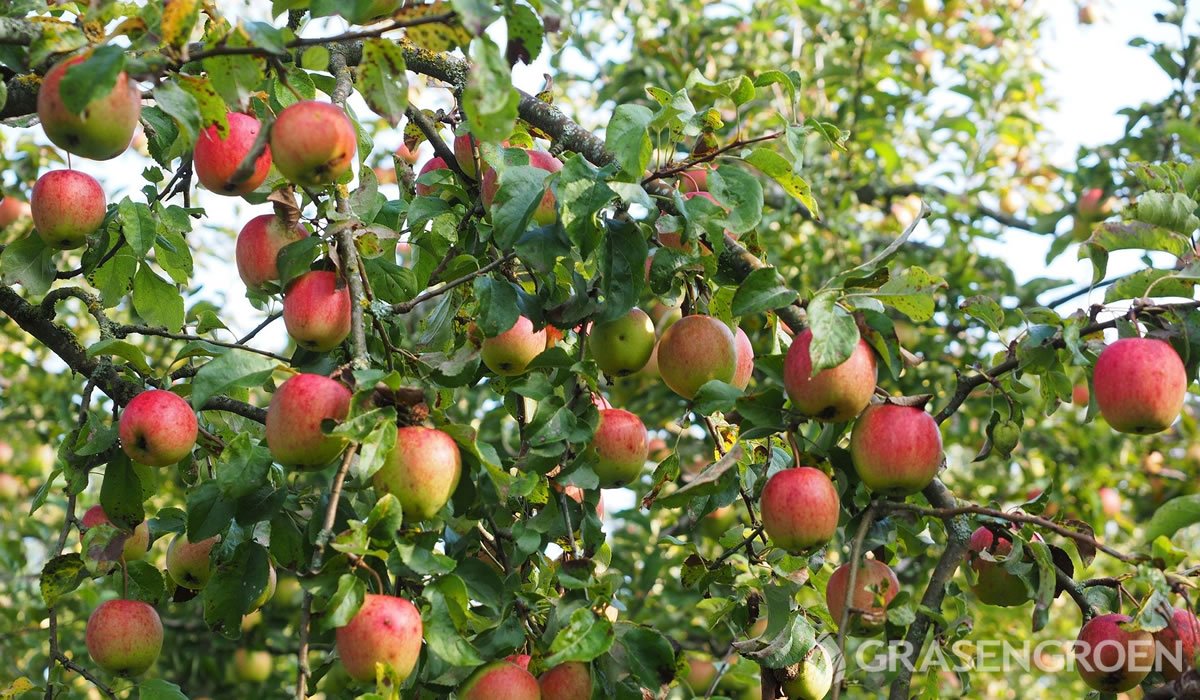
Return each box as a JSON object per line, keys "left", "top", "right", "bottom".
{"left": 2, "top": 1, "right": 1200, "bottom": 699}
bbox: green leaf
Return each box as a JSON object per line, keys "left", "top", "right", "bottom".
{"left": 190, "top": 349, "right": 276, "bottom": 410}
{"left": 276, "top": 236, "right": 321, "bottom": 290}
{"left": 132, "top": 266, "right": 185, "bottom": 332}
{"left": 743, "top": 148, "right": 819, "bottom": 218}
{"left": 452, "top": 0, "right": 502, "bottom": 34}
{"left": 0, "top": 235, "right": 55, "bottom": 296}
{"left": 1105, "top": 267, "right": 1197, "bottom": 303}
{"left": 490, "top": 164, "right": 553, "bottom": 248}
{"left": 203, "top": 31, "right": 266, "bottom": 107}
{"left": 807, "top": 291, "right": 859, "bottom": 373}
{"left": 473, "top": 276, "right": 521, "bottom": 338}
{"left": 152, "top": 80, "right": 202, "bottom": 150}
{"left": 869, "top": 266, "right": 946, "bottom": 322}
{"left": 557, "top": 155, "right": 616, "bottom": 259}
{"left": 504, "top": 2, "right": 543, "bottom": 64}
{"left": 734, "top": 614, "right": 816, "bottom": 668}
{"left": 100, "top": 453, "right": 145, "bottom": 531}
{"left": 617, "top": 623, "right": 677, "bottom": 689}
{"left": 203, "top": 541, "right": 271, "bottom": 638}
{"left": 358, "top": 39, "right": 408, "bottom": 126}
{"left": 139, "top": 679, "right": 189, "bottom": 700}
{"left": 598, "top": 219, "right": 648, "bottom": 322}
{"left": 1084, "top": 221, "right": 1193, "bottom": 283}
{"left": 87, "top": 339, "right": 154, "bottom": 375}
{"left": 40, "top": 554, "right": 86, "bottom": 606}
{"left": 59, "top": 45, "right": 125, "bottom": 115}
{"left": 126, "top": 560, "right": 166, "bottom": 605}
{"left": 959, "top": 295, "right": 1005, "bottom": 335}
{"left": 186, "top": 481, "right": 236, "bottom": 541}
{"left": 732, "top": 267, "right": 798, "bottom": 316}
{"left": 215, "top": 434, "right": 273, "bottom": 499}
{"left": 605, "top": 104, "right": 653, "bottom": 178}
{"left": 1144, "top": 494, "right": 1200, "bottom": 541}
{"left": 1132, "top": 191, "right": 1200, "bottom": 235}
{"left": 692, "top": 380, "right": 743, "bottom": 415}
{"left": 463, "top": 36, "right": 519, "bottom": 143}
{"left": 708, "top": 166, "right": 763, "bottom": 235}
{"left": 657, "top": 446, "right": 743, "bottom": 508}
{"left": 118, "top": 198, "right": 156, "bottom": 257}
{"left": 423, "top": 575, "right": 484, "bottom": 666}
{"left": 545, "top": 607, "right": 615, "bottom": 666}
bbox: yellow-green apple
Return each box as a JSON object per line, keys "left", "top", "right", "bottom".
{"left": 460, "top": 660, "right": 540, "bottom": 700}
{"left": 825, "top": 559, "right": 899, "bottom": 635}
{"left": 266, "top": 373, "right": 351, "bottom": 469}
{"left": 1093, "top": 337, "right": 1186, "bottom": 434}
{"left": 678, "top": 167, "right": 709, "bottom": 193}
{"left": 587, "top": 408, "right": 648, "bottom": 488}
{"left": 31, "top": 443, "right": 55, "bottom": 471}
{"left": 1154, "top": 607, "right": 1200, "bottom": 681}
{"left": 481, "top": 315, "right": 547, "bottom": 376}
{"left": 38, "top": 54, "right": 142, "bottom": 160}
{"left": 732, "top": 327, "right": 754, "bottom": 390}
{"left": 233, "top": 649, "right": 272, "bottom": 682}
{"left": 269, "top": 101, "right": 357, "bottom": 187}
{"left": 415, "top": 156, "right": 449, "bottom": 196}
{"left": 684, "top": 652, "right": 717, "bottom": 693}
{"left": 481, "top": 149, "right": 563, "bottom": 226}
{"left": 236, "top": 214, "right": 310, "bottom": 289}
{"left": 782, "top": 644, "right": 833, "bottom": 700}
{"left": 30, "top": 170, "right": 106, "bottom": 249}
{"left": 760, "top": 467, "right": 839, "bottom": 552}
{"left": 85, "top": 599, "right": 162, "bottom": 675}
{"left": 283, "top": 270, "right": 352, "bottom": 352}
{"left": 965, "top": 527, "right": 1029, "bottom": 607}
{"left": 166, "top": 533, "right": 217, "bottom": 590}
{"left": 249, "top": 563, "right": 277, "bottom": 612}
{"left": 273, "top": 576, "right": 303, "bottom": 608}
{"left": 588, "top": 308, "right": 656, "bottom": 376}
{"left": 656, "top": 315, "right": 738, "bottom": 399}
{"left": 81, "top": 505, "right": 149, "bottom": 562}
{"left": 999, "top": 188, "right": 1023, "bottom": 216}
{"left": 454, "top": 133, "right": 480, "bottom": 178}
{"left": 373, "top": 426, "right": 463, "bottom": 521}
{"left": 119, "top": 389, "right": 198, "bottom": 466}
{"left": 849, "top": 403, "right": 943, "bottom": 496}
{"left": 539, "top": 661, "right": 590, "bottom": 699}
{"left": 1072, "top": 383, "right": 1089, "bottom": 407}
{"left": 335, "top": 594, "right": 423, "bottom": 683}
{"left": 193, "top": 112, "right": 272, "bottom": 196}
{"left": 1075, "top": 613, "right": 1154, "bottom": 692}
{"left": 783, "top": 328, "right": 877, "bottom": 422}
{"left": 0, "top": 196, "right": 30, "bottom": 228}
{"left": 0, "top": 473, "right": 20, "bottom": 500}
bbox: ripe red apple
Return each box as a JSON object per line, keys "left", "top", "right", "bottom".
{"left": 481, "top": 149, "right": 563, "bottom": 226}
{"left": 825, "top": 559, "right": 899, "bottom": 635}
{"left": 760, "top": 467, "right": 840, "bottom": 552}
{"left": 373, "top": 426, "right": 463, "bottom": 521}
{"left": 783, "top": 328, "right": 878, "bottom": 422}
{"left": 588, "top": 408, "right": 649, "bottom": 488}
{"left": 38, "top": 54, "right": 142, "bottom": 160}
{"left": 1092, "top": 337, "right": 1187, "bottom": 434}
{"left": 1099, "top": 486, "right": 1121, "bottom": 517}
{"left": 265, "top": 373, "right": 352, "bottom": 469}
{"left": 460, "top": 659, "right": 540, "bottom": 700}
{"left": 1154, "top": 607, "right": 1200, "bottom": 681}
{"left": 269, "top": 101, "right": 357, "bottom": 187}
{"left": 395, "top": 143, "right": 419, "bottom": 164}
{"left": 454, "top": 133, "right": 480, "bottom": 178}
{"left": 233, "top": 649, "right": 272, "bottom": 682}
{"left": 481, "top": 315, "right": 547, "bottom": 376}
{"left": 539, "top": 661, "right": 591, "bottom": 699}
{"left": 782, "top": 644, "right": 833, "bottom": 700}
{"left": 86, "top": 599, "right": 163, "bottom": 676}
{"left": 656, "top": 315, "right": 738, "bottom": 399}
{"left": 505, "top": 653, "right": 532, "bottom": 670}
{"left": 282, "top": 270, "right": 352, "bottom": 352}
{"left": 335, "top": 593, "right": 423, "bottom": 683}
{"left": 0, "top": 196, "right": 31, "bottom": 228}
{"left": 193, "top": 112, "right": 272, "bottom": 196}
{"left": 119, "top": 389, "right": 198, "bottom": 466}
{"left": 30, "top": 170, "right": 107, "bottom": 249}
{"left": 81, "top": 505, "right": 150, "bottom": 562}
{"left": 1077, "top": 187, "right": 1109, "bottom": 218}
{"left": 588, "top": 308, "right": 656, "bottom": 376}
{"left": 235, "top": 214, "right": 310, "bottom": 289}
{"left": 165, "top": 533, "right": 217, "bottom": 590}
{"left": 732, "top": 327, "right": 754, "bottom": 390}
{"left": 415, "top": 156, "right": 449, "bottom": 196}
{"left": 1072, "top": 383, "right": 1090, "bottom": 407}
{"left": 678, "top": 167, "right": 709, "bottom": 193}
{"left": 849, "top": 403, "right": 943, "bottom": 496}
{"left": 1076, "top": 613, "right": 1155, "bottom": 692}
{"left": 965, "top": 527, "right": 1030, "bottom": 607}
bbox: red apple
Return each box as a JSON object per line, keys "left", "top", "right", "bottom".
{"left": 193, "top": 112, "right": 272, "bottom": 196}
{"left": 783, "top": 328, "right": 878, "bottom": 422}
{"left": 1076, "top": 613, "right": 1155, "bottom": 692}
{"left": 81, "top": 505, "right": 150, "bottom": 562}
{"left": 481, "top": 149, "right": 563, "bottom": 226}
{"left": 282, "top": 270, "right": 352, "bottom": 352}
{"left": 1072, "top": 383, "right": 1089, "bottom": 407}
{"left": 395, "top": 143, "right": 419, "bottom": 164}
{"left": 1092, "top": 337, "right": 1187, "bottom": 434}
{"left": 683, "top": 653, "right": 717, "bottom": 693}
{"left": 760, "top": 467, "right": 840, "bottom": 552}
{"left": 235, "top": 214, "right": 310, "bottom": 289}
{"left": 505, "top": 654, "right": 532, "bottom": 670}
{"left": 119, "top": 389, "right": 198, "bottom": 466}
{"left": 1154, "top": 607, "right": 1200, "bottom": 681}
{"left": 678, "top": 167, "right": 709, "bottom": 193}
{"left": 965, "top": 527, "right": 1030, "bottom": 607}
{"left": 415, "top": 156, "right": 449, "bottom": 196}
{"left": 265, "top": 373, "right": 352, "bottom": 469}
{"left": 30, "top": 170, "right": 106, "bottom": 249}
{"left": 86, "top": 599, "right": 163, "bottom": 676}
{"left": 731, "top": 327, "right": 755, "bottom": 390}
{"left": 539, "top": 661, "right": 591, "bottom": 699}
{"left": 38, "top": 54, "right": 142, "bottom": 160}
{"left": 0, "top": 196, "right": 31, "bottom": 228}
{"left": 335, "top": 593, "right": 423, "bottom": 683}
{"left": 166, "top": 533, "right": 217, "bottom": 590}
{"left": 1099, "top": 486, "right": 1121, "bottom": 517}
{"left": 460, "top": 660, "right": 540, "bottom": 700}
{"left": 454, "top": 133, "right": 480, "bottom": 178}
{"left": 269, "top": 101, "right": 357, "bottom": 187}
{"left": 1077, "top": 187, "right": 1109, "bottom": 218}
{"left": 825, "top": 559, "right": 899, "bottom": 636}
{"left": 849, "top": 403, "right": 943, "bottom": 496}
{"left": 588, "top": 408, "right": 649, "bottom": 488}
{"left": 481, "top": 316, "right": 547, "bottom": 376}
{"left": 373, "top": 426, "right": 463, "bottom": 521}
{"left": 656, "top": 315, "right": 738, "bottom": 399}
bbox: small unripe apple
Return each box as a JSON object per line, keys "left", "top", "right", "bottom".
{"left": 460, "top": 659, "right": 540, "bottom": 700}
{"left": 265, "top": 373, "right": 352, "bottom": 469}
{"left": 481, "top": 315, "right": 547, "bottom": 376}
{"left": 86, "top": 599, "right": 163, "bottom": 676}
{"left": 233, "top": 649, "right": 272, "bottom": 682}
{"left": 0, "top": 196, "right": 31, "bottom": 228}
{"left": 283, "top": 270, "right": 352, "bottom": 352}
{"left": 236, "top": 214, "right": 310, "bottom": 289}
{"left": 193, "top": 112, "right": 272, "bottom": 196}
{"left": 335, "top": 593, "right": 423, "bottom": 683}
{"left": 1092, "top": 337, "right": 1187, "bottom": 434}
{"left": 588, "top": 408, "right": 649, "bottom": 488}
{"left": 269, "top": 101, "right": 357, "bottom": 187}
{"left": 539, "top": 660, "right": 591, "bottom": 699}
{"left": 81, "top": 505, "right": 150, "bottom": 562}
{"left": 783, "top": 329, "right": 877, "bottom": 422}
{"left": 965, "top": 527, "right": 1029, "bottom": 607}
{"left": 656, "top": 315, "right": 738, "bottom": 399}
{"left": 30, "top": 170, "right": 107, "bottom": 249}
{"left": 38, "top": 54, "right": 142, "bottom": 160}
{"left": 683, "top": 652, "right": 717, "bottom": 693}
{"left": 588, "top": 308, "right": 656, "bottom": 376}
{"left": 849, "top": 403, "right": 943, "bottom": 496}
{"left": 481, "top": 149, "right": 563, "bottom": 226}
{"left": 825, "top": 559, "right": 899, "bottom": 635}
{"left": 373, "top": 426, "right": 463, "bottom": 521}
{"left": 1154, "top": 607, "right": 1200, "bottom": 681}
{"left": 1071, "top": 383, "right": 1089, "bottom": 407}
{"left": 166, "top": 533, "right": 217, "bottom": 590}
{"left": 782, "top": 643, "right": 833, "bottom": 700}
{"left": 415, "top": 156, "right": 449, "bottom": 196}
{"left": 1075, "top": 613, "right": 1155, "bottom": 692}
{"left": 454, "top": 133, "right": 480, "bottom": 178}
{"left": 760, "top": 467, "right": 839, "bottom": 552}
{"left": 119, "top": 389, "right": 198, "bottom": 466}
{"left": 249, "top": 563, "right": 277, "bottom": 612}
{"left": 731, "top": 327, "right": 755, "bottom": 390}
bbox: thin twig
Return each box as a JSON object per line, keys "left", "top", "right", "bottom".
{"left": 388, "top": 253, "right": 515, "bottom": 314}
